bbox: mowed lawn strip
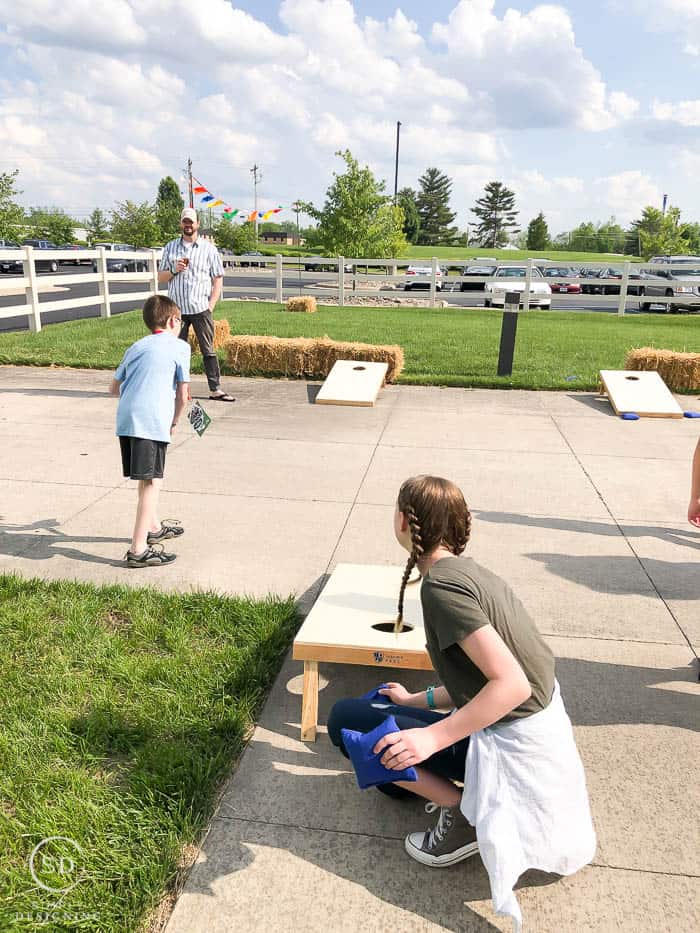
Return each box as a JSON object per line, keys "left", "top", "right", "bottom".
{"left": 0, "top": 575, "right": 298, "bottom": 932}
{"left": 0, "top": 301, "right": 697, "bottom": 390}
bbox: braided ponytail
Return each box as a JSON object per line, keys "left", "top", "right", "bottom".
{"left": 394, "top": 476, "right": 472, "bottom": 633}
{"left": 395, "top": 506, "right": 424, "bottom": 633}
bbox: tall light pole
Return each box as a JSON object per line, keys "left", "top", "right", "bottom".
{"left": 393, "top": 121, "right": 401, "bottom": 205}
{"left": 250, "top": 164, "right": 262, "bottom": 243}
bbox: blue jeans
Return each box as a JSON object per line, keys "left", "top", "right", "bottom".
{"left": 327, "top": 697, "right": 469, "bottom": 799}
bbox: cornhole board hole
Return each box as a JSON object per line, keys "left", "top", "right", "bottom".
{"left": 315, "top": 360, "right": 388, "bottom": 407}
{"left": 292, "top": 563, "right": 432, "bottom": 741}
{"left": 599, "top": 370, "right": 684, "bottom": 418}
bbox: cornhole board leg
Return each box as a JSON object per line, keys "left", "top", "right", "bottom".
{"left": 316, "top": 359, "right": 389, "bottom": 407}
{"left": 301, "top": 661, "right": 319, "bottom": 742}
{"left": 600, "top": 369, "right": 684, "bottom": 418}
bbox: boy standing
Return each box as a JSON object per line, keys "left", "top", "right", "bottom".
{"left": 110, "top": 295, "right": 191, "bottom": 567}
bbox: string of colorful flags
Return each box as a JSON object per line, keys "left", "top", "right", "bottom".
{"left": 190, "top": 175, "right": 287, "bottom": 222}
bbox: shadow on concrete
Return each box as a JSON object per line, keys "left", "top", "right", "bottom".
{"left": 475, "top": 510, "right": 700, "bottom": 551}
{"left": 0, "top": 386, "right": 109, "bottom": 399}
{"left": 527, "top": 553, "right": 700, "bottom": 600}
{"left": 565, "top": 393, "right": 616, "bottom": 416}
{"left": 306, "top": 384, "right": 321, "bottom": 404}
{"left": 0, "top": 518, "right": 129, "bottom": 568}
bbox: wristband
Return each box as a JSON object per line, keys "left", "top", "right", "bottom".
{"left": 426, "top": 685, "right": 436, "bottom": 710}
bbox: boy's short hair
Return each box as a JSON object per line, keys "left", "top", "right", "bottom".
{"left": 143, "top": 294, "right": 181, "bottom": 331}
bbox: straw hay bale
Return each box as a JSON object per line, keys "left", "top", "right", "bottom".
{"left": 224, "top": 335, "right": 404, "bottom": 382}
{"left": 188, "top": 318, "right": 231, "bottom": 354}
{"left": 285, "top": 296, "right": 317, "bottom": 313}
{"left": 625, "top": 347, "right": 700, "bottom": 391}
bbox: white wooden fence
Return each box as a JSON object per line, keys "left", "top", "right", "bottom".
{"left": 0, "top": 248, "right": 697, "bottom": 332}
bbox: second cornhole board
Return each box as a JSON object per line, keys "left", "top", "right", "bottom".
{"left": 315, "top": 360, "right": 388, "bottom": 407}
{"left": 600, "top": 370, "right": 684, "bottom": 418}
{"left": 292, "top": 563, "right": 433, "bottom": 741}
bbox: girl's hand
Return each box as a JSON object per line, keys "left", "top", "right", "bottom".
{"left": 373, "top": 727, "right": 439, "bottom": 770}
{"left": 377, "top": 682, "right": 414, "bottom": 705}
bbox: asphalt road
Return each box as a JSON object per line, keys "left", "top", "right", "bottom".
{"left": 0, "top": 267, "right": 666, "bottom": 333}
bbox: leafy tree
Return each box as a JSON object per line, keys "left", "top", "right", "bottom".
{"left": 679, "top": 221, "right": 700, "bottom": 255}
{"left": 470, "top": 181, "right": 520, "bottom": 248}
{"left": 631, "top": 205, "right": 689, "bottom": 259}
{"left": 212, "top": 218, "right": 256, "bottom": 253}
{"left": 156, "top": 176, "right": 184, "bottom": 241}
{"left": 415, "top": 169, "right": 458, "bottom": 245}
{"left": 298, "top": 150, "right": 407, "bottom": 258}
{"left": 0, "top": 170, "right": 24, "bottom": 241}
{"left": 526, "top": 212, "right": 550, "bottom": 251}
{"left": 397, "top": 187, "right": 421, "bottom": 243}
{"left": 110, "top": 201, "right": 161, "bottom": 247}
{"left": 86, "top": 208, "right": 110, "bottom": 243}
{"left": 27, "top": 207, "right": 75, "bottom": 244}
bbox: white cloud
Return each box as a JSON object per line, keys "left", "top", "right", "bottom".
{"left": 652, "top": 99, "right": 700, "bottom": 126}
{"left": 432, "top": 0, "right": 639, "bottom": 132}
{"left": 0, "top": 0, "right": 683, "bottom": 226}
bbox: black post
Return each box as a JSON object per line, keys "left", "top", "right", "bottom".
{"left": 394, "top": 121, "right": 401, "bottom": 205}
{"left": 496, "top": 291, "right": 521, "bottom": 377}
{"left": 187, "top": 157, "right": 194, "bottom": 209}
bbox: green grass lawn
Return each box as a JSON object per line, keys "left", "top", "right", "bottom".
{"left": 403, "top": 245, "right": 638, "bottom": 263}
{"left": 0, "top": 575, "right": 298, "bottom": 932}
{"left": 0, "top": 301, "right": 697, "bottom": 391}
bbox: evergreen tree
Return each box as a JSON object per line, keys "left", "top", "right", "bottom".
{"left": 0, "top": 170, "right": 24, "bottom": 241}
{"left": 156, "top": 176, "right": 184, "bottom": 241}
{"left": 415, "top": 168, "right": 458, "bottom": 245}
{"left": 397, "top": 187, "right": 420, "bottom": 243}
{"left": 631, "top": 205, "right": 690, "bottom": 259}
{"left": 298, "top": 150, "right": 406, "bottom": 258}
{"left": 86, "top": 208, "right": 109, "bottom": 243}
{"left": 526, "top": 212, "right": 549, "bottom": 251}
{"left": 470, "top": 181, "right": 520, "bottom": 248}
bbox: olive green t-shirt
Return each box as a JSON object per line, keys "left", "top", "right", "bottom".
{"left": 421, "top": 555, "right": 555, "bottom": 722}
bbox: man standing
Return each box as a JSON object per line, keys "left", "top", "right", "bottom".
{"left": 158, "top": 207, "right": 235, "bottom": 402}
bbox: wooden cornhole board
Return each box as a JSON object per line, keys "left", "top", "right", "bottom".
{"left": 600, "top": 370, "right": 684, "bottom": 418}
{"left": 292, "top": 563, "right": 433, "bottom": 741}
{"left": 315, "top": 359, "right": 388, "bottom": 407}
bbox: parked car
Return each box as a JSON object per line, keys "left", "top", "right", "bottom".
{"left": 579, "top": 268, "right": 602, "bottom": 294}
{"left": 91, "top": 243, "right": 149, "bottom": 273}
{"left": 0, "top": 239, "right": 23, "bottom": 274}
{"left": 639, "top": 267, "right": 700, "bottom": 312}
{"left": 404, "top": 264, "right": 444, "bottom": 291}
{"left": 483, "top": 266, "right": 552, "bottom": 309}
{"left": 648, "top": 255, "right": 700, "bottom": 265}
{"left": 239, "top": 250, "right": 267, "bottom": 268}
{"left": 459, "top": 265, "right": 495, "bottom": 291}
{"left": 594, "top": 267, "right": 657, "bottom": 296}
{"left": 58, "top": 244, "right": 91, "bottom": 266}
{"left": 537, "top": 266, "right": 581, "bottom": 294}
{"left": 21, "top": 239, "right": 61, "bottom": 273}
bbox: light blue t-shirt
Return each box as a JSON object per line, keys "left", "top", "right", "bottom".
{"left": 115, "top": 333, "right": 191, "bottom": 443}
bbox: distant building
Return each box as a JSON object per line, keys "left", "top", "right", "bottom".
{"left": 259, "top": 231, "right": 301, "bottom": 246}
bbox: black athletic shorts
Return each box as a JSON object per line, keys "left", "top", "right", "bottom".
{"left": 119, "top": 436, "right": 167, "bottom": 480}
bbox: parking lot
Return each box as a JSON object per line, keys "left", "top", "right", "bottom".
{"left": 0, "top": 266, "right": 684, "bottom": 333}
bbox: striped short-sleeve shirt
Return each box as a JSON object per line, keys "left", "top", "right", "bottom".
{"left": 160, "top": 236, "right": 224, "bottom": 315}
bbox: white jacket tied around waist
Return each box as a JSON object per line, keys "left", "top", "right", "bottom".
{"left": 461, "top": 681, "right": 597, "bottom": 932}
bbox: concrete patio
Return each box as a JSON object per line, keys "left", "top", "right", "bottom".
{"left": 1, "top": 364, "right": 698, "bottom": 932}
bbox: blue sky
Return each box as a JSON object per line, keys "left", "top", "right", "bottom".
{"left": 1, "top": 0, "right": 699, "bottom": 235}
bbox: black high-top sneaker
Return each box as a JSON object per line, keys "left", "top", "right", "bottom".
{"left": 405, "top": 802, "right": 479, "bottom": 867}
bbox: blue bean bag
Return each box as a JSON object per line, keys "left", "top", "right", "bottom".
{"left": 341, "top": 715, "right": 418, "bottom": 790}
{"left": 361, "top": 683, "right": 390, "bottom": 701}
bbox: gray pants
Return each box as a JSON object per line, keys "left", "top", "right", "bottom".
{"left": 179, "top": 310, "right": 220, "bottom": 392}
